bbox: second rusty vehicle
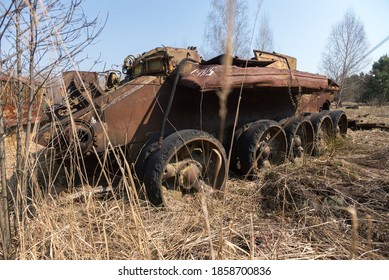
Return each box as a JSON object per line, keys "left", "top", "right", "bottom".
{"left": 35, "top": 46, "right": 347, "bottom": 206}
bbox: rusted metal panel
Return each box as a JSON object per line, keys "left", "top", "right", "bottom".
{"left": 298, "top": 92, "right": 335, "bottom": 113}
{"left": 180, "top": 64, "right": 333, "bottom": 92}
{"left": 34, "top": 46, "right": 340, "bottom": 162}
{"left": 253, "top": 50, "right": 297, "bottom": 70}
{"left": 1, "top": 74, "right": 45, "bottom": 128}
{"left": 3, "top": 105, "right": 42, "bottom": 128}
{"left": 101, "top": 76, "right": 165, "bottom": 147}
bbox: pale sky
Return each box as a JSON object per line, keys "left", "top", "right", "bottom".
{"left": 48, "top": 0, "right": 389, "bottom": 74}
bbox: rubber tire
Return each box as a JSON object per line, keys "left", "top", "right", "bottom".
{"left": 134, "top": 136, "right": 160, "bottom": 182}
{"left": 227, "top": 122, "right": 253, "bottom": 174}
{"left": 329, "top": 110, "right": 348, "bottom": 137}
{"left": 143, "top": 129, "right": 228, "bottom": 206}
{"left": 134, "top": 129, "right": 176, "bottom": 181}
{"left": 310, "top": 112, "right": 334, "bottom": 155}
{"left": 282, "top": 116, "right": 315, "bottom": 160}
{"left": 236, "top": 120, "right": 287, "bottom": 179}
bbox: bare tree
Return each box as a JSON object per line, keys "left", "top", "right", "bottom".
{"left": 203, "top": 0, "right": 251, "bottom": 58}
{"left": 0, "top": 0, "right": 15, "bottom": 260}
{"left": 255, "top": 12, "right": 274, "bottom": 52}
{"left": 0, "top": 0, "right": 105, "bottom": 258}
{"left": 14, "top": 0, "right": 23, "bottom": 190}
{"left": 320, "top": 9, "right": 369, "bottom": 107}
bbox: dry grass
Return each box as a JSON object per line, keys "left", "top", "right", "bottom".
{"left": 344, "top": 104, "right": 389, "bottom": 125}
{"left": 1, "top": 106, "right": 388, "bottom": 260}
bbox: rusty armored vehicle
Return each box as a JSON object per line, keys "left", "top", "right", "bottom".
{"left": 35, "top": 46, "right": 347, "bottom": 206}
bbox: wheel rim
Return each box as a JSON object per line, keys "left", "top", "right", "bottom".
{"left": 293, "top": 121, "right": 314, "bottom": 158}
{"left": 53, "top": 121, "right": 94, "bottom": 158}
{"left": 255, "top": 127, "right": 286, "bottom": 167}
{"left": 330, "top": 111, "right": 348, "bottom": 137}
{"left": 283, "top": 117, "right": 315, "bottom": 161}
{"left": 313, "top": 116, "right": 333, "bottom": 155}
{"left": 237, "top": 121, "right": 287, "bottom": 178}
{"left": 162, "top": 140, "right": 224, "bottom": 189}
{"left": 144, "top": 130, "right": 227, "bottom": 207}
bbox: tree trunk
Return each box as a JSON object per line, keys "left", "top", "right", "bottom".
{"left": 0, "top": 65, "right": 12, "bottom": 260}
{"left": 0, "top": 0, "right": 15, "bottom": 261}
{"left": 15, "top": 0, "right": 25, "bottom": 225}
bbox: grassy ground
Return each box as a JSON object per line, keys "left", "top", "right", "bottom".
{"left": 1, "top": 106, "right": 389, "bottom": 260}
{"left": 344, "top": 104, "right": 389, "bottom": 125}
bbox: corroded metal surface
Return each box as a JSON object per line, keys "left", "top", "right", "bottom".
{"left": 180, "top": 64, "right": 334, "bottom": 91}
{"left": 1, "top": 74, "right": 44, "bottom": 128}
{"left": 35, "top": 47, "right": 339, "bottom": 162}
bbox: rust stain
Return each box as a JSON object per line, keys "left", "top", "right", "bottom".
{"left": 35, "top": 47, "right": 338, "bottom": 160}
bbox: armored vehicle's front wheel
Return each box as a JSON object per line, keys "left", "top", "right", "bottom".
{"left": 143, "top": 129, "right": 228, "bottom": 207}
